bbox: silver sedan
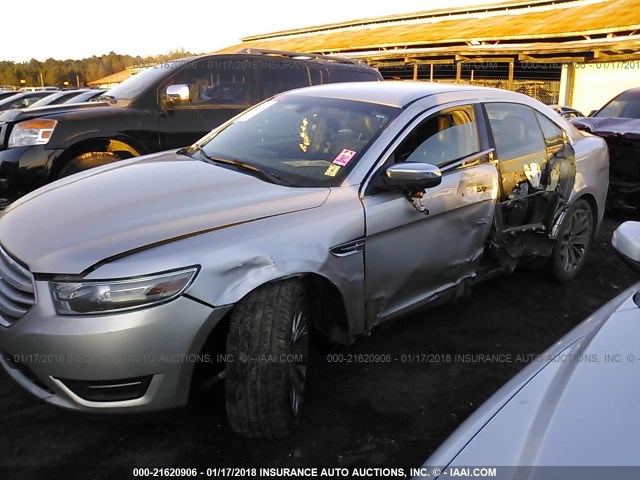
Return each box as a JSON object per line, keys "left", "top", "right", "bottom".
{"left": 0, "top": 82, "right": 609, "bottom": 439}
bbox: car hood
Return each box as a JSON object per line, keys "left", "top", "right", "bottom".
{"left": 0, "top": 152, "right": 330, "bottom": 274}
{"left": 571, "top": 116, "right": 640, "bottom": 140}
{"left": 0, "top": 100, "right": 110, "bottom": 123}
{"left": 425, "top": 283, "right": 640, "bottom": 470}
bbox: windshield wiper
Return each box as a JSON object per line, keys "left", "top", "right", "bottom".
{"left": 186, "top": 146, "right": 287, "bottom": 186}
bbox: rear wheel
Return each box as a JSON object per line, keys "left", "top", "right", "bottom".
{"left": 225, "top": 279, "right": 310, "bottom": 439}
{"left": 548, "top": 199, "right": 593, "bottom": 282}
{"left": 58, "top": 151, "right": 122, "bottom": 178}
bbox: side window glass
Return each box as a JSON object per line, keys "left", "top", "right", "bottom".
{"left": 485, "top": 103, "right": 545, "bottom": 160}
{"left": 258, "top": 61, "right": 310, "bottom": 100}
{"left": 165, "top": 59, "right": 248, "bottom": 108}
{"left": 331, "top": 69, "right": 379, "bottom": 82}
{"left": 534, "top": 111, "right": 565, "bottom": 151}
{"left": 396, "top": 105, "right": 480, "bottom": 167}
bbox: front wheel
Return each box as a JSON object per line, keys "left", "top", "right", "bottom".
{"left": 225, "top": 279, "right": 310, "bottom": 439}
{"left": 548, "top": 199, "right": 594, "bottom": 282}
{"left": 58, "top": 151, "right": 123, "bottom": 178}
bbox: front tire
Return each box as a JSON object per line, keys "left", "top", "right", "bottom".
{"left": 548, "top": 199, "right": 594, "bottom": 282}
{"left": 58, "top": 151, "right": 122, "bottom": 178}
{"left": 225, "top": 279, "right": 310, "bottom": 439}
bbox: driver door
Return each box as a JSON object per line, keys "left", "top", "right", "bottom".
{"left": 362, "top": 104, "right": 499, "bottom": 327}
{"left": 157, "top": 57, "right": 253, "bottom": 149}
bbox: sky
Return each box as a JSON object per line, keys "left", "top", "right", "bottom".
{"left": 1, "top": 0, "right": 496, "bottom": 63}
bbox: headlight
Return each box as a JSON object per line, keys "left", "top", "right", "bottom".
{"left": 8, "top": 119, "right": 58, "bottom": 148}
{"left": 50, "top": 267, "right": 198, "bottom": 315}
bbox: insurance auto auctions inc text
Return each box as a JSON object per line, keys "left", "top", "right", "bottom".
{"left": 225, "top": 467, "right": 496, "bottom": 477}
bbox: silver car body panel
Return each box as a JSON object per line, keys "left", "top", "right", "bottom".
{"left": 0, "top": 151, "right": 330, "bottom": 274}
{"left": 0, "top": 82, "right": 609, "bottom": 413}
{"left": 0, "top": 281, "right": 231, "bottom": 410}
{"left": 423, "top": 283, "right": 640, "bottom": 471}
{"left": 364, "top": 164, "right": 497, "bottom": 325}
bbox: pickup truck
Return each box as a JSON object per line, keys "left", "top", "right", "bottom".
{"left": 0, "top": 50, "right": 382, "bottom": 204}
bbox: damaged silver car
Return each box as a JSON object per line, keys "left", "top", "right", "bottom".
{"left": 571, "top": 87, "right": 640, "bottom": 209}
{"left": 0, "top": 82, "right": 608, "bottom": 439}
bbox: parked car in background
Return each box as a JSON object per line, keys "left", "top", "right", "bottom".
{"left": 571, "top": 87, "right": 640, "bottom": 209}
{"left": 17, "top": 86, "right": 59, "bottom": 92}
{"left": 0, "top": 82, "right": 608, "bottom": 439}
{"left": 0, "top": 50, "right": 382, "bottom": 204}
{"left": 0, "top": 91, "right": 56, "bottom": 111}
{"left": 0, "top": 91, "right": 19, "bottom": 102}
{"left": 421, "top": 221, "right": 640, "bottom": 476}
{"left": 551, "top": 104, "right": 585, "bottom": 119}
{"left": 26, "top": 89, "right": 105, "bottom": 109}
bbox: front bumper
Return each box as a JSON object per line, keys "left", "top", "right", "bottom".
{"left": 0, "top": 145, "right": 62, "bottom": 200}
{"left": 0, "top": 279, "right": 231, "bottom": 412}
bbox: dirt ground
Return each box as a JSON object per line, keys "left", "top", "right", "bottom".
{"left": 1, "top": 211, "right": 638, "bottom": 479}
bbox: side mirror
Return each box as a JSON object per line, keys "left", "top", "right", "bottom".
{"left": 162, "top": 84, "right": 190, "bottom": 110}
{"left": 384, "top": 162, "right": 442, "bottom": 190}
{"left": 588, "top": 109, "right": 597, "bottom": 117}
{"left": 612, "top": 221, "right": 640, "bottom": 272}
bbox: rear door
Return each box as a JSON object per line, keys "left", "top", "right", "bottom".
{"left": 255, "top": 59, "right": 312, "bottom": 102}
{"left": 483, "top": 102, "right": 575, "bottom": 237}
{"left": 362, "top": 103, "right": 499, "bottom": 326}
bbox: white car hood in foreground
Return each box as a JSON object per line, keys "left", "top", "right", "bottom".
{"left": 424, "top": 283, "right": 640, "bottom": 473}
{"left": 0, "top": 152, "right": 329, "bottom": 274}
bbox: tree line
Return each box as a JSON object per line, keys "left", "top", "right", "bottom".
{"left": 0, "top": 49, "right": 201, "bottom": 88}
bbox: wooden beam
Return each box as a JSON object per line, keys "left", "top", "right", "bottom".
{"left": 456, "top": 56, "right": 516, "bottom": 63}
{"left": 566, "top": 63, "right": 575, "bottom": 107}
{"left": 456, "top": 62, "right": 462, "bottom": 82}
{"left": 354, "top": 36, "right": 640, "bottom": 63}
{"left": 587, "top": 52, "right": 640, "bottom": 62}
{"left": 507, "top": 61, "right": 514, "bottom": 90}
{"left": 519, "top": 54, "right": 587, "bottom": 63}
{"left": 406, "top": 58, "right": 456, "bottom": 65}
{"left": 413, "top": 63, "right": 419, "bottom": 80}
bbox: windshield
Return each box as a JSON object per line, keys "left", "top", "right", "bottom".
{"left": 104, "top": 61, "right": 186, "bottom": 100}
{"left": 595, "top": 90, "right": 640, "bottom": 118}
{"left": 27, "top": 91, "right": 80, "bottom": 108}
{"left": 197, "top": 95, "right": 400, "bottom": 187}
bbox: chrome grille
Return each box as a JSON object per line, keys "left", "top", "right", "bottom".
{"left": 0, "top": 245, "right": 35, "bottom": 326}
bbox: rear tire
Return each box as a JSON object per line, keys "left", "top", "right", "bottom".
{"left": 58, "top": 151, "right": 122, "bottom": 178}
{"left": 548, "top": 199, "right": 594, "bottom": 282}
{"left": 225, "top": 279, "right": 310, "bottom": 439}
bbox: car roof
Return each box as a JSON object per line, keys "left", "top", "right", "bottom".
{"left": 286, "top": 81, "right": 530, "bottom": 108}
{"left": 615, "top": 87, "right": 640, "bottom": 98}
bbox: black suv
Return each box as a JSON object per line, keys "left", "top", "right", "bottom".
{"left": 0, "top": 50, "right": 381, "bottom": 203}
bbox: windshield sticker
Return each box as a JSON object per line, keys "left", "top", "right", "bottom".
{"left": 324, "top": 164, "right": 341, "bottom": 177}
{"left": 332, "top": 149, "right": 357, "bottom": 166}
{"left": 283, "top": 160, "right": 332, "bottom": 167}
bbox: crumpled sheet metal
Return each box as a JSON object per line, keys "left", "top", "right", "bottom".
{"left": 571, "top": 117, "right": 640, "bottom": 141}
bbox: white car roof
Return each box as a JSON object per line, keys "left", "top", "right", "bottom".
{"left": 288, "top": 81, "right": 528, "bottom": 108}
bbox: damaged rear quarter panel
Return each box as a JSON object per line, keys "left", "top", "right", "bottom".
{"left": 570, "top": 133, "right": 609, "bottom": 231}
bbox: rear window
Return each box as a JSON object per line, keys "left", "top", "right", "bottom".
{"left": 258, "top": 60, "right": 311, "bottom": 100}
